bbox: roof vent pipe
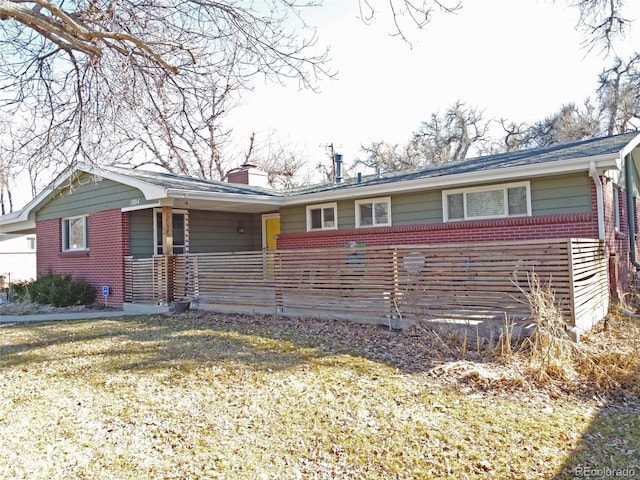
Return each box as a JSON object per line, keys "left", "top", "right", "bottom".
{"left": 334, "top": 153, "right": 343, "bottom": 184}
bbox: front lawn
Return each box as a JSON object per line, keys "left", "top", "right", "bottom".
{"left": 0, "top": 313, "right": 637, "bottom": 479}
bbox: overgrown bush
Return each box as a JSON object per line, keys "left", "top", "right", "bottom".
{"left": 15, "top": 272, "right": 96, "bottom": 307}
{"left": 9, "top": 280, "right": 31, "bottom": 303}
{"left": 504, "top": 272, "right": 640, "bottom": 395}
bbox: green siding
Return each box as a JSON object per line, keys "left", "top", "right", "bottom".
{"left": 128, "top": 209, "right": 263, "bottom": 258}
{"left": 37, "top": 173, "right": 150, "bottom": 221}
{"left": 129, "top": 209, "right": 155, "bottom": 258}
{"left": 279, "top": 173, "right": 593, "bottom": 233}
{"left": 337, "top": 200, "right": 354, "bottom": 229}
{"left": 391, "top": 191, "right": 442, "bottom": 225}
{"left": 530, "top": 173, "right": 592, "bottom": 215}
{"left": 189, "top": 210, "right": 261, "bottom": 253}
{"left": 280, "top": 205, "right": 307, "bottom": 234}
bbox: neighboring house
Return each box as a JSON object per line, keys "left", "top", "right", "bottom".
{"left": 1, "top": 132, "right": 639, "bottom": 318}
{"left": 0, "top": 233, "right": 37, "bottom": 288}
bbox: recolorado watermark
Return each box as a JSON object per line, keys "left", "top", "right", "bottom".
{"left": 574, "top": 464, "right": 636, "bottom": 478}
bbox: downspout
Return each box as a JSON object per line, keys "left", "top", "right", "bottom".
{"left": 624, "top": 153, "right": 640, "bottom": 270}
{"left": 589, "top": 162, "right": 605, "bottom": 241}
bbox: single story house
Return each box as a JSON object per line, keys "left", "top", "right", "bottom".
{"left": 1, "top": 131, "right": 640, "bottom": 329}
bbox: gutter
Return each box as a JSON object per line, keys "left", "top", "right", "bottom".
{"left": 589, "top": 162, "right": 605, "bottom": 240}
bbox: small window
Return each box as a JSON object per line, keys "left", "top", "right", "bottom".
{"left": 26, "top": 236, "right": 36, "bottom": 250}
{"left": 355, "top": 197, "right": 391, "bottom": 228}
{"left": 443, "top": 182, "right": 531, "bottom": 221}
{"left": 62, "top": 215, "right": 89, "bottom": 251}
{"left": 306, "top": 203, "right": 337, "bottom": 231}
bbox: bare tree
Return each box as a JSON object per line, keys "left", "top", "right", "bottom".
{"left": 410, "top": 101, "right": 490, "bottom": 164}
{"left": 0, "top": 0, "right": 636, "bottom": 193}
{"left": 0, "top": 0, "right": 466, "bottom": 191}
{"left": 494, "top": 119, "right": 534, "bottom": 153}
{"left": 358, "top": 0, "right": 461, "bottom": 45}
{"left": 249, "top": 132, "right": 309, "bottom": 189}
{"left": 355, "top": 102, "right": 489, "bottom": 174}
{"left": 574, "top": 0, "right": 633, "bottom": 54}
{"left": 0, "top": 0, "right": 335, "bottom": 171}
{"left": 113, "top": 59, "right": 241, "bottom": 180}
{"left": 356, "top": 141, "right": 418, "bottom": 173}
{"left": 524, "top": 102, "right": 602, "bottom": 148}
{"left": 597, "top": 53, "right": 640, "bottom": 135}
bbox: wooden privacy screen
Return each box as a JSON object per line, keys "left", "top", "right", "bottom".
{"left": 124, "top": 239, "right": 609, "bottom": 330}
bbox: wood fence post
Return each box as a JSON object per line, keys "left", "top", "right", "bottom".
{"left": 567, "top": 239, "right": 577, "bottom": 327}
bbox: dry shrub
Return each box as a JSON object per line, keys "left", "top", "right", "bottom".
{"left": 576, "top": 309, "right": 640, "bottom": 395}
{"left": 502, "top": 273, "right": 640, "bottom": 396}
{"left": 516, "top": 274, "right": 578, "bottom": 384}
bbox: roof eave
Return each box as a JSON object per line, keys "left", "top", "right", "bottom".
{"left": 82, "top": 164, "right": 167, "bottom": 199}
{"left": 0, "top": 218, "right": 36, "bottom": 234}
{"left": 166, "top": 189, "right": 284, "bottom": 207}
{"left": 0, "top": 163, "right": 169, "bottom": 230}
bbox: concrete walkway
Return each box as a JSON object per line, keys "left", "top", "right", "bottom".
{"left": 0, "top": 304, "right": 170, "bottom": 324}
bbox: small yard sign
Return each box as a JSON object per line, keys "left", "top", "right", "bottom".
{"left": 102, "top": 286, "right": 109, "bottom": 306}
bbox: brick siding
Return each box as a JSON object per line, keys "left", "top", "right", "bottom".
{"left": 277, "top": 213, "right": 599, "bottom": 249}
{"left": 36, "top": 209, "right": 130, "bottom": 307}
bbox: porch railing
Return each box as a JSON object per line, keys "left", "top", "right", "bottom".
{"left": 124, "top": 238, "right": 609, "bottom": 330}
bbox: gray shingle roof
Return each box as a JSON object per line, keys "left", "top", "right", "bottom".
{"left": 292, "top": 131, "right": 639, "bottom": 196}
{"left": 107, "top": 166, "right": 280, "bottom": 197}
{"left": 101, "top": 132, "right": 639, "bottom": 200}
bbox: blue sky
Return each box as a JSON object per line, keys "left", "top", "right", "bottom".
{"left": 225, "top": 0, "right": 640, "bottom": 177}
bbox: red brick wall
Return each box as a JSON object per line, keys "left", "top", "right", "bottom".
{"left": 601, "top": 176, "right": 638, "bottom": 295}
{"left": 277, "top": 213, "right": 599, "bottom": 250}
{"left": 36, "top": 209, "right": 130, "bottom": 307}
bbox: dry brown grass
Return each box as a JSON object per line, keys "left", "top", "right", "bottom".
{"left": 1, "top": 276, "right": 639, "bottom": 480}
{"left": 495, "top": 273, "right": 640, "bottom": 398}
{"left": 0, "top": 313, "right": 613, "bottom": 480}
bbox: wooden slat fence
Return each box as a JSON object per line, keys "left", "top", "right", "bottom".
{"left": 123, "top": 238, "right": 609, "bottom": 329}
{"left": 180, "top": 252, "right": 277, "bottom": 314}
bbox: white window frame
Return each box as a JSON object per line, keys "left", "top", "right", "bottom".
{"left": 442, "top": 181, "right": 532, "bottom": 222}
{"left": 355, "top": 197, "right": 392, "bottom": 228}
{"left": 613, "top": 186, "right": 621, "bottom": 232}
{"left": 62, "top": 215, "right": 89, "bottom": 251}
{"left": 306, "top": 202, "right": 338, "bottom": 231}
{"left": 153, "top": 208, "right": 188, "bottom": 255}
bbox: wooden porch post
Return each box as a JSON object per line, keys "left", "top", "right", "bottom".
{"left": 162, "top": 205, "right": 175, "bottom": 303}
{"left": 162, "top": 206, "right": 174, "bottom": 256}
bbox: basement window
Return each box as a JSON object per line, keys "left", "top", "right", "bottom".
{"left": 62, "top": 215, "right": 89, "bottom": 251}
{"left": 443, "top": 182, "right": 531, "bottom": 222}
{"left": 355, "top": 197, "right": 391, "bottom": 228}
{"left": 306, "top": 203, "right": 337, "bottom": 231}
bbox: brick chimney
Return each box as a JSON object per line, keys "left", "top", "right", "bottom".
{"left": 226, "top": 163, "right": 270, "bottom": 188}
